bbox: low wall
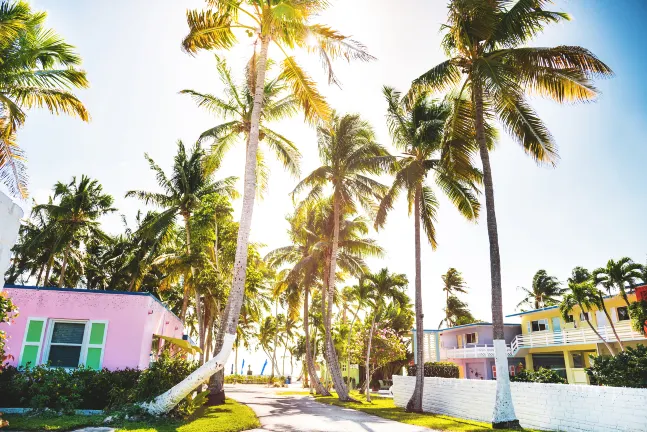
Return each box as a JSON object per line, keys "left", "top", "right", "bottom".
{"left": 393, "top": 375, "right": 647, "bottom": 432}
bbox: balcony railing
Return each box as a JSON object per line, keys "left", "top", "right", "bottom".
{"left": 443, "top": 344, "right": 513, "bottom": 359}
{"left": 514, "top": 321, "right": 645, "bottom": 349}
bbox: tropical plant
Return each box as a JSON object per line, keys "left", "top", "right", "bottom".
{"left": 0, "top": 0, "right": 89, "bottom": 197}
{"left": 568, "top": 266, "right": 591, "bottom": 285}
{"left": 181, "top": 56, "right": 300, "bottom": 197}
{"left": 293, "top": 113, "right": 388, "bottom": 401}
{"left": 375, "top": 87, "right": 480, "bottom": 412}
{"left": 153, "top": 0, "right": 374, "bottom": 414}
{"left": 341, "top": 278, "right": 372, "bottom": 389}
{"left": 511, "top": 367, "right": 565, "bottom": 384}
{"left": 593, "top": 257, "right": 643, "bottom": 306}
{"left": 410, "top": 0, "right": 613, "bottom": 425}
{"left": 587, "top": 344, "right": 647, "bottom": 388}
{"left": 517, "top": 269, "right": 565, "bottom": 310}
{"left": 560, "top": 281, "right": 616, "bottom": 355}
{"left": 442, "top": 295, "right": 477, "bottom": 328}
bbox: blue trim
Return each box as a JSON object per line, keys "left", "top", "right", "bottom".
{"left": 4, "top": 284, "right": 181, "bottom": 323}
{"left": 505, "top": 305, "right": 559, "bottom": 317}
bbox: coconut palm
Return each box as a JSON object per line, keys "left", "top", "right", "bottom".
{"left": 592, "top": 257, "right": 643, "bottom": 306}
{"left": 442, "top": 295, "right": 477, "bottom": 328}
{"left": 375, "top": 87, "right": 480, "bottom": 412}
{"left": 0, "top": 1, "right": 89, "bottom": 197}
{"left": 362, "top": 268, "right": 408, "bottom": 401}
{"left": 181, "top": 56, "right": 301, "bottom": 196}
{"left": 293, "top": 113, "right": 388, "bottom": 401}
{"left": 560, "top": 281, "right": 616, "bottom": 355}
{"left": 639, "top": 262, "right": 647, "bottom": 285}
{"left": 441, "top": 268, "right": 468, "bottom": 325}
{"left": 34, "top": 176, "right": 115, "bottom": 287}
{"left": 569, "top": 266, "right": 592, "bottom": 285}
{"left": 126, "top": 141, "right": 238, "bottom": 321}
{"left": 410, "top": 0, "right": 613, "bottom": 425}
{"left": 517, "top": 269, "right": 565, "bottom": 310}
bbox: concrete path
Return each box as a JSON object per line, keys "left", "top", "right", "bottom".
{"left": 226, "top": 385, "right": 435, "bottom": 432}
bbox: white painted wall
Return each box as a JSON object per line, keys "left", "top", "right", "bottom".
{"left": 393, "top": 375, "right": 647, "bottom": 432}
{"left": 0, "top": 191, "right": 23, "bottom": 291}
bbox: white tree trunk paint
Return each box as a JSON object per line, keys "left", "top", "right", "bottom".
{"left": 142, "top": 333, "right": 235, "bottom": 415}
{"left": 0, "top": 191, "right": 23, "bottom": 292}
{"left": 491, "top": 339, "right": 517, "bottom": 424}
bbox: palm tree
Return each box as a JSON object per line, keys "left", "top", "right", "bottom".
{"left": 362, "top": 268, "right": 407, "bottom": 402}
{"left": 375, "top": 88, "right": 480, "bottom": 412}
{"left": 148, "top": 0, "right": 375, "bottom": 415}
{"left": 410, "top": 1, "right": 613, "bottom": 425}
{"left": 441, "top": 268, "right": 468, "bottom": 325}
{"left": 593, "top": 258, "right": 643, "bottom": 306}
{"left": 293, "top": 113, "right": 388, "bottom": 401}
{"left": 34, "top": 176, "right": 115, "bottom": 287}
{"left": 126, "top": 141, "right": 238, "bottom": 321}
{"left": 181, "top": 56, "right": 301, "bottom": 196}
{"left": 0, "top": 1, "right": 89, "bottom": 197}
{"left": 560, "top": 281, "right": 616, "bottom": 355}
{"left": 442, "top": 295, "right": 477, "bottom": 328}
{"left": 517, "top": 270, "right": 565, "bottom": 310}
{"left": 342, "top": 278, "right": 372, "bottom": 389}
{"left": 639, "top": 261, "right": 647, "bottom": 285}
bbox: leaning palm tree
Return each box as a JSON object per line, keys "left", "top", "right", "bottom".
{"left": 375, "top": 87, "right": 480, "bottom": 412}
{"left": 441, "top": 268, "right": 468, "bottom": 325}
{"left": 560, "top": 281, "right": 616, "bottom": 355}
{"left": 592, "top": 257, "right": 643, "bottom": 306}
{"left": 181, "top": 56, "right": 301, "bottom": 196}
{"left": 517, "top": 269, "right": 565, "bottom": 310}
{"left": 292, "top": 113, "right": 388, "bottom": 401}
{"left": 126, "top": 141, "right": 238, "bottom": 321}
{"left": 149, "top": 1, "right": 375, "bottom": 415}
{"left": 409, "top": 0, "right": 613, "bottom": 425}
{"left": 0, "top": 1, "right": 89, "bottom": 197}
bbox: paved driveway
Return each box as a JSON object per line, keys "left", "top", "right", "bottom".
{"left": 226, "top": 385, "right": 434, "bottom": 432}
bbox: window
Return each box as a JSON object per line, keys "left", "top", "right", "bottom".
{"left": 565, "top": 315, "right": 575, "bottom": 323}
{"left": 580, "top": 312, "right": 590, "bottom": 322}
{"left": 572, "top": 353, "right": 584, "bottom": 368}
{"left": 530, "top": 319, "right": 548, "bottom": 332}
{"left": 617, "top": 307, "right": 630, "bottom": 322}
{"left": 509, "top": 365, "right": 516, "bottom": 377}
{"left": 46, "top": 321, "right": 86, "bottom": 368}
{"left": 465, "top": 333, "right": 478, "bottom": 344}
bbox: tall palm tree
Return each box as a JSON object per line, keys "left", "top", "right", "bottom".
{"left": 560, "top": 281, "right": 616, "bottom": 355}
{"left": 375, "top": 88, "right": 480, "bottom": 412}
{"left": 517, "top": 269, "right": 565, "bottom": 310}
{"left": 441, "top": 268, "right": 468, "bottom": 325}
{"left": 181, "top": 56, "right": 300, "bottom": 196}
{"left": 126, "top": 141, "right": 238, "bottom": 321}
{"left": 149, "top": 1, "right": 375, "bottom": 415}
{"left": 410, "top": 1, "right": 613, "bottom": 425}
{"left": 0, "top": 1, "right": 89, "bottom": 197}
{"left": 293, "top": 113, "right": 388, "bottom": 401}
{"left": 442, "top": 295, "right": 477, "bottom": 328}
{"left": 362, "top": 268, "right": 407, "bottom": 402}
{"left": 593, "top": 257, "right": 643, "bottom": 306}
{"left": 34, "top": 176, "right": 115, "bottom": 287}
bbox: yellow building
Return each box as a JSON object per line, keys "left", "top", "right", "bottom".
{"left": 507, "top": 293, "right": 646, "bottom": 384}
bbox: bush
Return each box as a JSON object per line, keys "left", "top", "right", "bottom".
{"left": 407, "top": 362, "right": 459, "bottom": 378}
{"left": 224, "top": 374, "right": 284, "bottom": 384}
{"left": 629, "top": 301, "right": 647, "bottom": 335}
{"left": 511, "top": 367, "right": 566, "bottom": 384}
{"left": 587, "top": 344, "right": 647, "bottom": 388}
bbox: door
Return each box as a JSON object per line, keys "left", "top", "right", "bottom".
{"left": 552, "top": 317, "right": 562, "bottom": 344}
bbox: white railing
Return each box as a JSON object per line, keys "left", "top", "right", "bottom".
{"left": 514, "top": 321, "right": 645, "bottom": 350}
{"left": 443, "top": 344, "right": 514, "bottom": 359}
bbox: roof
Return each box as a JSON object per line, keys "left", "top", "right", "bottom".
{"left": 415, "top": 322, "right": 521, "bottom": 333}
{"left": 3, "top": 284, "right": 181, "bottom": 322}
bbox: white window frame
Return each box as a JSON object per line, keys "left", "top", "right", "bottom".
{"left": 465, "top": 332, "right": 478, "bottom": 344}
{"left": 530, "top": 319, "right": 549, "bottom": 332}
{"left": 42, "top": 319, "right": 90, "bottom": 369}
{"left": 18, "top": 316, "right": 48, "bottom": 367}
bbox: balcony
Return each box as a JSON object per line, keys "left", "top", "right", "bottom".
{"left": 443, "top": 345, "right": 514, "bottom": 359}
{"left": 514, "top": 321, "right": 645, "bottom": 350}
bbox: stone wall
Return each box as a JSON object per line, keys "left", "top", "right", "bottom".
{"left": 393, "top": 375, "right": 647, "bottom": 432}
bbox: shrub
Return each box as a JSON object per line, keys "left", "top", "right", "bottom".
{"left": 587, "top": 344, "right": 647, "bottom": 388}
{"left": 511, "top": 367, "right": 566, "bottom": 384}
{"left": 407, "top": 362, "right": 459, "bottom": 378}
{"left": 629, "top": 301, "right": 647, "bottom": 335}
{"left": 224, "top": 374, "right": 284, "bottom": 384}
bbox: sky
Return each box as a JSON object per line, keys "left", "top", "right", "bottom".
{"left": 7, "top": 0, "right": 647, "bottom": 374}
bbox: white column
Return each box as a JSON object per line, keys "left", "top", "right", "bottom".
{"left": 0, "top": 191, "right": 23, "bottom": 291}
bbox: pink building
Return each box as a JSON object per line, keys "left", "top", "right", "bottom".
{"left": 1, "top": 285, "right": 184, "bottom": 370}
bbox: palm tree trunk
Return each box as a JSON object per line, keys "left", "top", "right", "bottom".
{"left": 142, "top": 35, "right": 271, "bottom": 416}
{"left": 324, "top": 193, "right": 352, "bottom": 401}
{"left": 234, "top": 342, "right": 239, "bottom": 376}
{"left": 44, "top": 252, "right": 54, "bottom": 286}
{"left": 346, "top": 306, "right": 361, "bottom": 389}
{"left": 282, "top": 343, "right": 288, "bottom": 376}
{"left": 304, "top": 284, "right": 329, "bottom": 395}
{"left": 57, "top": 245, "right": 70, "bottom": 287}
{"left": 271, "top": 300, "right": 279, "bottom": 383}
{"left": 598, "top": 296, "right": 624, "bottom": 351}
{"left": 582, "top": 310, "right": 616, "bottom": 355}
{"left": 406, "top": 185, "right": 424, "bottom": 413}
{"left": 473, "top": 79, "right": 519, "bottom": 429}
{"left": 365, "top": 311, "right": 377, "bottom": 402}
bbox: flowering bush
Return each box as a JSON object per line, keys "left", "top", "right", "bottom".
{"left": 0, "top": 292, "right": 18, "bottom": 368}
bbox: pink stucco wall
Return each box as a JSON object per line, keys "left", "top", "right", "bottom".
{"left": 0, "top": 287, "right": 183, "bottom": 370}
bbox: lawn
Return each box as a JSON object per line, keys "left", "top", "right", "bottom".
{"left": 3, "top": 399, "right": 260, "bottom": 432}
{"left": 312, "top": 392, "right": 542, "bottom": 432}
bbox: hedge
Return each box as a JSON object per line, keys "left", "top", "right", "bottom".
{"left": 223, "top": 374, "right": 284, "bottom": 385}
{"left": 510, "top": 367, "right": 565, "bottom": 384}
{"left": 587, "top": 344, "right": 647, "bottom": 388}
{"left": 406, "top": 362, "right": 459, "bottom": 378}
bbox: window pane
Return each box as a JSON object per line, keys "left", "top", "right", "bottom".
{"left": 618, "top": 307, "right": 630, "bottom": 321}
{"left": 48, "top": 345, "right": 82, "bottom": 368}
{"left": 51, "top": 323, "right": 85, "bottom": 344}
{"left": 572, "top": 353, "right": 584, "bottom": 368}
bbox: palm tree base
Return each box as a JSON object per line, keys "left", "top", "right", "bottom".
{"left": 206, "top": 389, "right": 226, "bottom": 406}
{"left": 492, "top": 420, "right": 521, "bottom": 430}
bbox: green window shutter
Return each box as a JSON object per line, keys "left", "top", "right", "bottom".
{"left": 20, "top": 318, "right": 46, "bottom": 368}
{"left": 83, "top": 321, "right": 108, "bottom": 370}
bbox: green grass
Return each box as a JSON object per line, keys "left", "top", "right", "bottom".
{"left": 3, "top": 399, "right": 260, "bottom": 432}
{"left": 312, "top": 392, "right": 543, "bottom": 432}
{"left": 275, "top": 390, "right": 312, "bottom": 396}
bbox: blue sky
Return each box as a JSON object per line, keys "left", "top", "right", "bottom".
{"left": 8, "top": 0, "right": 647, "bottom": 371}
